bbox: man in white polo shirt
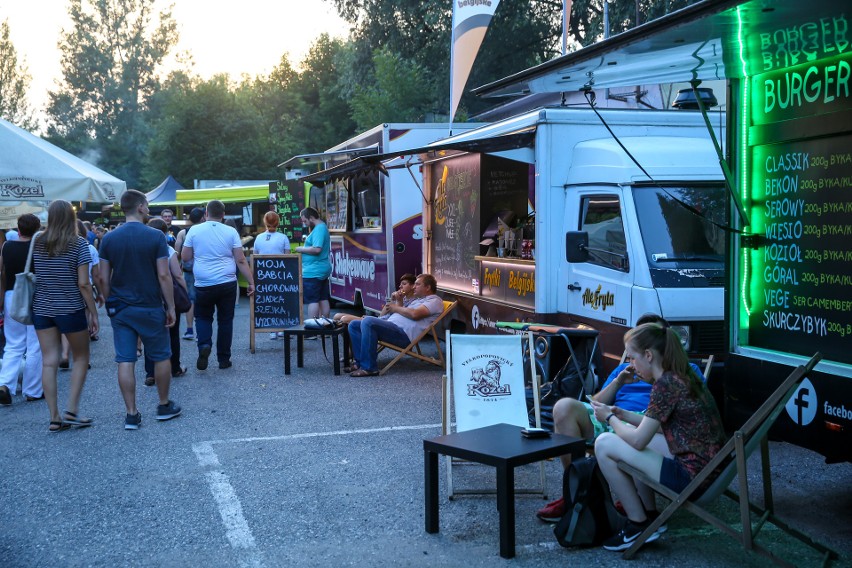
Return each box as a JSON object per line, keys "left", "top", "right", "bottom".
{"left": 181, "top": 200, "right": 255, "bottom": 371}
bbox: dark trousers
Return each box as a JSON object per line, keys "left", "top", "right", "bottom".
{"left": 195, "top": 281, "right": 237, "bottom": 364}
{"left": 145, "top": 322, "right": 181, "bottom": 377}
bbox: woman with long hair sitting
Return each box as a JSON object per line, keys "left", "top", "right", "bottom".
{"left": 591, "top": 323, "right": 726, "bottom": 551}
{"left": 32, "top": 200, "right": 98, "bottom": 432}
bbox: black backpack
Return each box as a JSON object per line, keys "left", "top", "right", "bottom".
{"left": 553, "top": 456, "right": 623, "bottom": 547}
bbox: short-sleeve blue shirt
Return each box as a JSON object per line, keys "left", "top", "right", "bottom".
{"left": 99, "top": 222, "right": 170, "bottom": 308}
{"left": 606, "top": 362, "right": 706, "bottom": 412}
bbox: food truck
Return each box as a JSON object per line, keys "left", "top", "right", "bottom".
{"left": 284, "top": 123, "right": 481, "bottom": 313}
{"left": 414, "top": 107, "right": 726, "bottom": 381}
{"left": 469, "top": 0, "right": 850, "bottom": 461}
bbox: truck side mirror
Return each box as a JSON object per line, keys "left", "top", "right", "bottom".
{"left": 565, "top": 231, "right": 590, "bottom": 263}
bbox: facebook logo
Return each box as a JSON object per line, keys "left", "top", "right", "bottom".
{"left": 471, "top": 305, "right": 481, "bottom": 330}
{"left": 785, "top": 378, "right": 818, "bottom": 426}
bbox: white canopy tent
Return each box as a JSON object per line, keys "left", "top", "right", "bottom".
{"left": 0, "top": 119, "right": 126, "bottom": 227}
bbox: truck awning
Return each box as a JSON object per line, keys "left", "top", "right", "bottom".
{"left": 298, "top": 128, "right": 536, "bottom": 184}
{"left": 173, "top": 185, "right": 270, "bottom": 204}
{"left": 472, "top": 0, "right": 833, "bottom": 98}
{"left": 277, "top": 146, "right": 379, "bottom": 170}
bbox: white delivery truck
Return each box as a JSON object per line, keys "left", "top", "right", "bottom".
{"left": 419, "top": 107, "right": 725, "bottom": 380}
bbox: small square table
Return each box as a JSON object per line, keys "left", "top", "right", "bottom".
{"left": 281, "top": 324, "right": 349, "bottom": 376}
{"left": 424, "top": 422, "right": 585, "bottom": 559}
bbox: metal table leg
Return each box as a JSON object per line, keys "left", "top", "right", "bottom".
{"left": 425, "top": 449, "right": 439, "bottom": 533}
{"left": 496, "top": 464, "right": 516, "bottom": 559}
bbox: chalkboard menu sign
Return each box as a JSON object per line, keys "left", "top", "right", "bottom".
{"left": 429, "top": 153, "right": 482, "bottom": 292}
{"left": 250, "top": 254, "right": 302, "bottom": 352}
{"left": 747, "top": 134, "right": 852, "bottom": 364}
{"left": 269, "top": 181, "right": 305, "bottom": 246}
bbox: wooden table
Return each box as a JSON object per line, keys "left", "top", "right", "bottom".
{"left": 424, "top": 423, "right": 585, "bottom": 559}
{"left": 281, "top": 324, "right": 349, "bottom": 376}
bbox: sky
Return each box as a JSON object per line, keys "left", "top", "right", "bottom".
{"left": 0, "top": 0, "right": 350, "bottom": 118}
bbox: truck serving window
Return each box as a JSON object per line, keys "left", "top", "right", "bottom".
{"left": 579, "top": 195, "right": 628, "bottom": 272}
{"left": 325, "top": 180, "right": 349, "bottom": 231}
{"left": 351, "top": 172, "right": 381, "bottom": 230}
{"left": 632, "top": 185, "right": 725, "bottom": 267}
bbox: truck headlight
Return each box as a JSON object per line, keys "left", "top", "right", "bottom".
{"left": 669, "top": 324, "right": 691, "bottom": 351}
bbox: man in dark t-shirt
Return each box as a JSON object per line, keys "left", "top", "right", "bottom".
{"left": 98, "top": 190, "right": 181, "bottom": 430}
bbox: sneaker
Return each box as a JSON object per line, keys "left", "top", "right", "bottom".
{"left": 219, "top": 360, "right": 232, "bottom": 370}
{"left": 0, "top": 386, "right": 12, "bottom": 406}
{"left": 156, "top": 400, "right": 182, "bottom": 421}
{"left": 196, "top": 345, "right": 211, "bottom": 370}
{"left": 125, "top": 412, "right": 142, "bottom": 430}
{"left": 183, "top": 330, "right": 195, "bottom": 341}
{"left": 602, "top": 519, "right": 660, "bottom": 551}
{"left": 144, "top": 376, "right": 155, "bottom": 387}
{"left": 536, "top": 497, "right": 566, "bottom": 522}
{"left": 277, "top": 332, "right": 285, "bottom": 338}
{"left": 269, "top": 332, "right": 278, "bottom": 340}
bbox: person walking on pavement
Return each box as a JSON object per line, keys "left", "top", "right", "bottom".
{"left": 0, "top": 214, "right": 44, "bottom": 406}
{"left": 98, "top": 190, "right": 181, "bottom": 430}
{"left": 175, "top": 207, "right": 205, "bottom": 341}
{"left": 181, "top": 200, "right": 255, "bottom": 371}
{"left": 295, "top": 207, "right": 331, "bottom": 319}
{"left": 32, "top": 200, "right": 98, "bottom": 432}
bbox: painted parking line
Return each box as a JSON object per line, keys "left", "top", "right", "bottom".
{"left": 192, "top": 423, "right": 442, "bottom": 566}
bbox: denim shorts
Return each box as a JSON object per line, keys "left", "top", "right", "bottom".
{"left": 660, "top": 457, "right": 694, "bottom": 494}
{"left": 110, "top": 305, "right": 171, "bottom": 363}
{"left": 33, "top": 308, "right": 88, "bottom": 334}
{"left": 303, "top": 277, "right": 330, "bottom": 303}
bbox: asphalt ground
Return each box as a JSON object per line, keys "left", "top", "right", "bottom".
{"left": 1, "top": 298, "right": 850, "bottom": 567}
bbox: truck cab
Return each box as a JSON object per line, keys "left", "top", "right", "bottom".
{"left": 560, "top": 136, "right": 726, "bottom": 367}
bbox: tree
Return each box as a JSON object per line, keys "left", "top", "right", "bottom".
{"left": 46, "top": 0, "right": 178, "bottom": 188}
{"left": 350, "top": 46, "right": 434, "bottom": 130}
{"left": 0, "top": 20, "right": 36, "bottom": 130}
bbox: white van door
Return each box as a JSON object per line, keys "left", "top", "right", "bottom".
{"left": 564, "top": 191, "right": 634, "bottom": 328}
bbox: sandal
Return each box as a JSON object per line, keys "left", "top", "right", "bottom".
{"left": 172, "top": 367, "right": 188, "bottom": 377}
{"left": 343, "top": 364, "right": 359, "bottom": 373}
{"left": 62, "top": 411, "right": 93, "bottom": 427}
{"left": 59, "top": 359, "right": 70, "bottom": 370}
{"left": 350, "top": 368, "right": 379, "bottom": 377}
{"left": 49, "top": 421, "right": 71, "bottom": 433}
{"left": 144, "top": 376, "right": 155, "bottom": 386}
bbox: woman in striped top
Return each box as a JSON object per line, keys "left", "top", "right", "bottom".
{"left": 32, "top": 200, "right": 99, "bottom": 433}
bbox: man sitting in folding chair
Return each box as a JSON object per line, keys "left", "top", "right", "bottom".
{"left": 347, "top": 273, "right": 444, "bottom": 377}
{"left": 590, "top": 322, "right": 726, "bottom": 552}
{"left": 537, "top": 314, "right": 708, "bottom": 522}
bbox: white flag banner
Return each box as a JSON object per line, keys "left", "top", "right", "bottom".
{"left": 450, "top": 0, "right": 501, "bottom": 121}
{"left": 451, "top": 334, "right": 528, "bottom": 432}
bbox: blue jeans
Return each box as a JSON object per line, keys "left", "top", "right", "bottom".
{"left": 195, "top": 281, "right": 237, "bottom": 364}
{"left": 348, "top": 316, "right": 410, "bottom": 372}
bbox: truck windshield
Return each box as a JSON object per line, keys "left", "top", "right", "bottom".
{"left": 632, "top": 185, "right": 726, "bottom": 268}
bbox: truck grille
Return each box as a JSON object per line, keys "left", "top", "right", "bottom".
{"left": 691, "top": 320, "right": 726, "bottom": 353}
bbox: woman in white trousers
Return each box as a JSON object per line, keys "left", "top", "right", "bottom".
{"left": 0, "top": 214, "right": 44, "bottom": 405}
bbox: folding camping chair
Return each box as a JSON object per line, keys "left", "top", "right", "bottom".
{"left": 376, "top": 300, "right": 457, "bottom": 376}
{"left": 441, "top": 331, "right": 546, "bottom": 499}
{"left": 617, "top": 352, "right": 838, "bottom": 566}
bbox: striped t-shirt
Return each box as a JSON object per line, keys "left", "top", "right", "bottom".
{"left": 32, "top": 236, "right": 92, "bottom": 317}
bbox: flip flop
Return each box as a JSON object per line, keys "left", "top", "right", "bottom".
{"left": 62, "top": 411, "right": 93, "bottom": 427}
{"left": 49, "top": 421, "right": 71, "bottom": 433}
{"left": 173, "top": 367, "right": 188, "bottom": 377}
{"left": 350, "top": 368, "right": 379, "bottom": 377}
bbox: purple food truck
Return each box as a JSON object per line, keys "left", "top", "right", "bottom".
{"left": 283, "top": 123, "right": 481, "bottom": 313}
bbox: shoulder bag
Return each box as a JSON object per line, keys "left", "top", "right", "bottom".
{"left": 10, "top": 232, "right": 41, "bottom": 325}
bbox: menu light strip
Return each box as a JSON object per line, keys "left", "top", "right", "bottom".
{"left": 737, "top": 6, "right": 753, "bottom": 319}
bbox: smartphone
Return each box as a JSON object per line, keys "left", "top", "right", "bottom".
{"left": 521, "top": 427, "right": 551, "bottom": 438}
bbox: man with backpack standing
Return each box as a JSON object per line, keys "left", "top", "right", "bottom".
{"left": 98, "top": 189, "right": 181, "bottom": 429}
{"left": 175, "top": 207, "right": 205, "bottom": 340}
